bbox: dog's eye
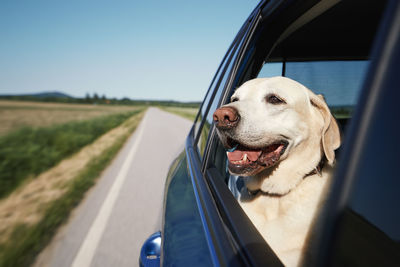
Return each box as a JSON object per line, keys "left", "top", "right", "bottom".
{"left": 266, "top": 94, "right": 285, "bottom": 105}
{"left": 231, "top": 97, "right": 239, "bottom": 103}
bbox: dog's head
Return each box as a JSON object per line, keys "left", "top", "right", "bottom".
{"left": 213, "top": 77, "right": 341, "bottom": 193}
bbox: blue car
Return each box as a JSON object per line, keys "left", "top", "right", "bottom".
{"left": 141, "top": 0, "right": 400, "bottom": 266}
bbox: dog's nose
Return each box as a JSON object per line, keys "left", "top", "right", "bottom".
{"left": 213, "top": 106, "right": 240, "bottom": 129}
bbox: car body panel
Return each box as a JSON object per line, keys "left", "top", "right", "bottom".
{"left": 161, "top": 150, "right": 213, "bottom": 266}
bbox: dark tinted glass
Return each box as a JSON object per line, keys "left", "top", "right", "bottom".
{"left": 285, "top": 61, "right": 368, "bottom": 107}
{"left": 258, "top": 60, "right": 369, "bottom": 119}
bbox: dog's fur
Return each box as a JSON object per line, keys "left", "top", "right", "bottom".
{"left": 214, "top": 77, "right": 341, "bottom": 266}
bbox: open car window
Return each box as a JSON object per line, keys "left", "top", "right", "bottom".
{"left": 208, "top": 0, "right": 387, "bottom": 182}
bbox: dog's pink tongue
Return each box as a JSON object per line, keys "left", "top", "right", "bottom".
{"left": 227, "top": 150, "right": 261, "bottom": 161}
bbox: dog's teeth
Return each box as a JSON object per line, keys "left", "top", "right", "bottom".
{"left": 243, "top": 154, "right": 248, "bottom": 161}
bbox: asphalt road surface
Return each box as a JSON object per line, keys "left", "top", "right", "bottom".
{"left": 34, "top": 107, "right": 193, "bottom": 267}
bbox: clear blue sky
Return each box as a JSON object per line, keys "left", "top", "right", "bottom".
{"left": 0, "top": 0, "right": 259, "bottom": 102}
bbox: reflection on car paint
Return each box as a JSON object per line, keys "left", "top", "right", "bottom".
{"left": 162, "top": 153, "right": 213, "bottom": 266}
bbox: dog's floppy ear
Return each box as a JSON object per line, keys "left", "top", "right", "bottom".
{"left": 310, "top": 94, "right": 341, "bottom": 164}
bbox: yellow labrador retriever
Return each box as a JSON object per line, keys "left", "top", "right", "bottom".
{"left": 213, "top": 77, "right": 341, "bottom": 266}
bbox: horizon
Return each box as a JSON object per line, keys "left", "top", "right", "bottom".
{"left": 0, "top": 90, "right": 203, "bottom": 103}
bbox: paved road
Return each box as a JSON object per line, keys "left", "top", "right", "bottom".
{"left": 34, "top": 107, "right": 193, "bottom": 267}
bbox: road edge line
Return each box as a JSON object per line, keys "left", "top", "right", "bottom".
{"left": 71, "top": 114, "right": 147, "bottom": 267}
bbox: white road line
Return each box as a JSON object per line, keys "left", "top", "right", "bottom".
{"left": 71, "top": 116, "right": 147, "bottom": 267}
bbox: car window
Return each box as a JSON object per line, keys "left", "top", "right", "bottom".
{"left": 209, "top": 0, "right": 387, "bottom": 178}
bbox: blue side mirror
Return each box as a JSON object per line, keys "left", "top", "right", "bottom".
{"left": 139, "top": 231, "right": 161, "bottom": 267}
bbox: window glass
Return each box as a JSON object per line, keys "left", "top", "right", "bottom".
{"left": 196, "top": 48, "right": 235, "bottom": 159}
{"left": 257, "top": 62, "right": 283, "bottom": 77}
{"left": 197, "top": 30, "right": 247, "bottom": 160}
{"left": 258, "top": 60, "right": 369, "bottom": 118}
{"left": 285, "top": 60, "right": 369, "bottom": 112}
{"left": 193, "top": 46, "right": 233, "bottom": 140}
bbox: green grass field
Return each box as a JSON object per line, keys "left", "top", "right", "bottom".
{"left": 0, "top": 109, "right": 143, "bottom": 199}
{"left": 0, "top": 111, "right": 145, "bottom": 267}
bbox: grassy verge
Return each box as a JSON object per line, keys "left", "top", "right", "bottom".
{"left": 0, "top": 110, "right": 144, "bottom": 267}
{"left": 159, "top": 106, "right": 198, "bottom": 121}
{"left": 0, "top": 110, "right": 142, "bottom": 199}
{"left": 0, "top": 100, "right": 141, "bottom": 136}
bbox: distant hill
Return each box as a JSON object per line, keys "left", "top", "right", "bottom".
{"left": 0, "top": 91, "right": 73, "bottom": 99}
{"left": 30, "top": 91, "right": 73, "bottom": 98}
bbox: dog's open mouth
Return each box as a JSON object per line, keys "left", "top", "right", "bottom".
{"left": 226, "top": 138, "right": 288, "bottom": 175}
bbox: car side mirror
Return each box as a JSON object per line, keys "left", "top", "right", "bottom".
{"left": 139, "top": 231, "right": 161, "bottom": 267}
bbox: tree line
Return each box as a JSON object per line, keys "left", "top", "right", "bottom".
{"left": 0, "top": 93, "right": 201, "bottom": 108}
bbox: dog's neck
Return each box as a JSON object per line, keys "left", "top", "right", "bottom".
{"left": 247, "top": 157, "right": 326, "bottom": 197}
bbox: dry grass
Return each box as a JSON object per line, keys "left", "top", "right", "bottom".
{"left": 0, "top": 110, "right": 145, "bottom": 243}
{"left": 0, "top": 100, "right": 141, "bottom": 136}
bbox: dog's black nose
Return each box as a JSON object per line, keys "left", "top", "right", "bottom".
{"left": 213, "top": 106, "right": 240, "bottom": 129}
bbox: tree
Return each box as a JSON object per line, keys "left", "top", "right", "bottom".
{"left": 85, "top": 93, "right": 91, "bottom": 103}
{"left": 93, "top": 93, "right": 99, "bottom": 101}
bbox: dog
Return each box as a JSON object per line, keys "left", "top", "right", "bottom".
{"left": 213, "top": 77, "right": 341, "bottom": 266}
